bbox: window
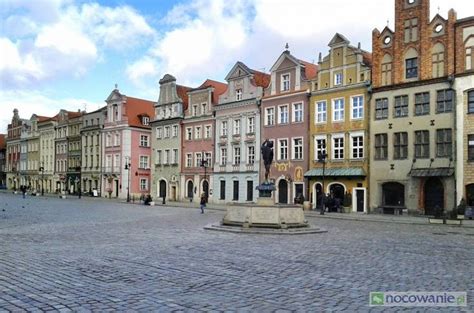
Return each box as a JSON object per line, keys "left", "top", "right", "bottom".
{"left": 233, "top": 119, "right": 240, "bottom": 135}
{"left": 436, "top": 89, "right": 453, "bottom": 113}
{"left": 316, "top": 101, "right": 327, "bottom": 123}
{"left": 334, "top": 73, "right": 343, "bottom": 85}
{"left": 114, "top": 133, "right": 120, "bottom": 146}
{"left": 333, "top": 98, "right": 344, "bottom": 122}
{"left": 142, "top": 117, "right": 149, "bottom": 125}
{"left": 156, "top": 150, "right": 162, "bottom": 165}
{"left": 204, "top": 125, "right": 212, "bottom": 139}
{"left": 432, "top": 43, "right": 445, "bottom": 78}
{"left": 375, "top": 134, "right": 388, "bottom": 160}
{"left": 436, "top": 129, "right": 452, "bottom": 157}
{"left": 278, "top": 105, "right": 289, "bottom": 124}
{"left": 351, "top": 96, "right": 364, "bottom": 119}
{"left": 204, "top": 152, "right": 212, "bottom": 166}
{"left": 293, "top": 138, "right": 303, "bottom": 160}
{"left": 468, "top": 134, "right": 474, "bottom": 160}
{"left": 406, "top": 57, "right": 418, "bottom": 79}
{"left": 221, "top": 121, "right": 228, "bottom": 136}
{"left": 220, "top": 148, "right": 227, "bottom": 165}
{"left": 394, "top": 132, "right": 408, "bottom": 160}
{"left": 375, "top": 98, "right": 389, "bottom": 120}
{"left": 164, "top": 150, "right": 170, "bottom": 164}
{"left": 381, "top": 54, "right": 392, "bottom": 86}
{"left": 247, "top": 117, "right": 255, "bottom": 133}
{"left": 172, "top": 125, "right": 178, "bottom": 137}
{"left": 278, "top": 139, "right": 288, "bottom": 160}
{"left": 140, "top": 178, "right": 148, "bottom": 191}
{"left": 172, "top": 149, "right": 178, "bottom": 164}
{"left": 351, "top": 135, "right": 363, "bottom": 159}
{"left": 236, "top": 89, "right": 242, "bottom": 101}
{"left": 404, "top": 18, "right": 418, "bottom": 43}
{"left": 281, "top": 73, "right": 290, "bottom": 91}
{"left": 157, "top": 127, "right": 163, "bottom": 139}
{"left": 186, "top": 153, "right": 192, "bottom": 167}
{"left": 195, "top": 126, "right": 202, "bottom": 139}
{"left": 220, "top": 180, "right": 226, "bottom": 200}
{"left": 265, "top": 107, "right": 275, "bottom": 126}
{"left": 195, "top": 153, "right": 202, "bottom": 167}
{"left": 192, "top": 105, "right": 198, "bottom": 116}
{"left": 415, "top": 92, "right": 430, "bottom": 115}
{"left": 140, "top": 135, "right": 149, "bottom": 147}
{"left": 247, "top": 145, "right": 255, "bottom": 164}
{"left": 293, "top": 103, "right": 303, "bottom": 122}
{"left": 467, "top": 47, "right": 473, "bottom": 70}
{"left": 233, "top": 146, "right": 241, "bottom": 165}
{"left": 233, "top": 180, "right": 239, "bottom": 201}
{"left": 201, "top": 103, "right": 207, "bottom": 115}
{"left": 469, "top": 91, "right": 474, "bottom": 113}
{"left": 414, "top": 130, "right": 429, "bottom": 158}
{"left": 139, "top": 156, "right": 149, "bottom": 169}
{"left": 186, "top": 127, "right": 192, "bottom": 140}
{"left": 394, "top": 95, "right": 409, "bottom": 118}
{"left": 164, "top": 126, "right": 170, "bottom": 138}
{"left": 333, "top": 136, "right": 344, "bottom": 160}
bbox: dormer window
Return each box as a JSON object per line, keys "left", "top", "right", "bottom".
{"left": 192, "top": 105, "right": 198, "bottom": 116}
{"left": 236, "top": 89, "right": 243, "bottom": 101}
{"left": 334, "top": 73, "right": 343, "bottom": 86}
{"left": 281, "top": 73, "right": 290, "bottom": 92}
{"left": 142, "top": 116, "right": 149, "bottom": 125}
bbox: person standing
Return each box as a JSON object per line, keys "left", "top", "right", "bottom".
{"left": 199, "top": 193, "right": 206, "bottom": 214}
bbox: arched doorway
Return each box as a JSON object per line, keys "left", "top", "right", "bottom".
{"left": 202, "top": 180, "right": 209, "bottom": 199}
{"left": 278, "top": 179, "right": 288, "bottom": 204}
{"left": 329, "top": 183, "right": 345, "bottom": 212}
{"left": 159, "top": 180, "right": 167, "bottom": 198}
{"left": 382, "top": 182, "right": 405, "bottom": 207}
{"left": 424, "top": 178, "right": 444, "bottom": 215}
{"left": 187, "top": 180, "right": 194, "bottom": 199}
{"left": 314, "top": 183, "right": 322, "bottom": 209}
{"left": 466, "top": 184, "right": 474, "bottom": 206}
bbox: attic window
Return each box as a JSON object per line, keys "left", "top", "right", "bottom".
{"left": 434, "top": 24, "right": 443, "bottom": 33}
{"left": 142, "top": 116, "right": 150, "bottom": 125}
{"left": 383, "top": 36, "right": 391, "bottom": 45}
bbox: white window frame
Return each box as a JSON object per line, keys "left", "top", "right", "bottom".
{"left": 156, "top": 127, "right": 163, "bottom": 139}
{"left": 221, "top": 121, "right": 228, "bottom": 136}
{"left": 204, "top": 152, "right": 212, "bottom": 166}
{"left": 351, "top": 95, "right": 364, "bottom": 120}
{"left": 186, "top": 153, "right": 192, "bottom": 167}
{"left": 332, "top": 98, "right": 345, "bottom": 122}
{"left": 292, "top": 137, "right": 303, "bottom": 160}
{"left": 195, "top": 152, "right": 202, "bottom": 168}
{"left": 281, "top": 73, "right": 290, "bottom": 91}
{"left": 204, "top": 125, "right": 212, "bottom": 139}
{"left": 114, "top": 133, "right": 120, "bottom": 146}
{"left": 247, "top": 145, "right": 255, "bottom": 164}
{"left": 201, "top": 102, "right": 207, "bottom": 115}
{"left": 164, "top": 149, "right": 170, "bottom": 165}
{"left": 278, "top": 105, "right": 289, "bottom": 124}
{"left": 220, "top": 147, "right": 227, "bottom": 165}
{"left": 172, "top": 149, "right": 178, "bottom": 164}
{"left": 278, "top": 138, "right": 289, "bottom": 160}
{"left": 172, "top": 125, "right": 178, "bottom": 137}
{"left": 292, "top": 102, "right": 303, "bottom": 123}
{"left": 139, "top": 155, "right": 149, "bottom": 169}
{"left": 233, "top": 146, "right": 241, "bottom": 165}
{"left": 233, "top": 119, "right": 241, "bottom": 135}
{"left": 192, "top": 104, "right": 198, "bottom": 116}
{"left": 142, "top": 117, "right": 149, "bottom": 125}
{"left": 334, "top": 73, "right": 343, "bottom": 85}
{"left": 247, "top": 117, "right": 255, "bottom": 134}
{"left": 350, "top": 131, "right": 364, "bottom": 159}
{"left": 140, "top": 178, "right": 148, "bottom": 191}
{"left": 186, "top": 127, "right": 192, "bottom": 140}
{"left": 140, "top": 135, "right": 149, "bottom": 147}
{"left": 164, "top": 126, "right": 170, "bottom": 138}
{"left": 265, "top": 107, "right": 275, "bottom": 126}
{"left": 195, "top": 126, "right": 202, "bottom": 139}
{"left": 156, "top": 150, "right": 162, "bottom": 165}
{"left": 332, "top": 134, "right": 345, "bottom": 160}
{"left": 236, "top": 89, "right": 243, "bottom": 101}
{"left": 316, "top": 101, "right": 327, "bottom": 124}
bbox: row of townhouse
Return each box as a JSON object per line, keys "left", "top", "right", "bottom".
{"left": 3, "top": 0, "right": 473, "bottom": 214}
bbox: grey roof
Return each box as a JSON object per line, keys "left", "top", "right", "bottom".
{"left": 409, "top": 168, "right": 454, "bottom": 177}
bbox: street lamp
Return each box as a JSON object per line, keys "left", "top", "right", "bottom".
{"left": 318, "top": 143, "right": 327, "bottom": 215}
{"left": 200, "top": 151, "right": 208, "bottom": 200}
{"left": 75, "top": 166, "right": 82, "bottom": 199}
{"left": 124, "top": 157, "right": 131, "bottom": 202}
{"left": 39, "top": 163, "right": 45, "bottom": 196}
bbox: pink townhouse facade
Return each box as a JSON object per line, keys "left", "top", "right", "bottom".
{"left": 180, "top": 79, "right": 227, "bottom": 203}
{"left": 102, "top": 87, "right": 154, "bottom": 200}
{"left": 261, "top": 49, "right": 318, "bottom": 204}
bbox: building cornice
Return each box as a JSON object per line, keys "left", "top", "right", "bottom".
{"left": 372, "top": 76, "right": 451, "bottom": 93}
{"left": 311, "top": 82, "right": 369, "bottom": 96}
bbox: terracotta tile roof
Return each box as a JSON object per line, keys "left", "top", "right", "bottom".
{"left": 251, "top": 70, "right": 271, "bottom": 88}
{"left": 197, "top": 79, "right": 228, "bottom": 104}
{"left": 299, "top": 60, "right": 319, "bottom": 80}
{"left": 35, "top": 115, "right": 51, "bottom": 122}
{"left": 176, "top": 85, "right": 192, "bottom": 111}
{"left": 124, "top": 96, "right": 155, "bottom": 128}
{"left": 0, "top": 134, "right": 5, "bottom": 149}
{"left": 362, "top": 52, "right": 373, "bottom": 67}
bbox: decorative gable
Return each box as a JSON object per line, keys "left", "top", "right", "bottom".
{"left": 328, "top": 33, "right": 350, "bottom": 48}
{"left": 225, "top": 61, "right": 253, "bottom": 81}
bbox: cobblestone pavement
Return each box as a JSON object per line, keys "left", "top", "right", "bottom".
{"left": 0, "top": 193, "right": 473, "bottom": 312}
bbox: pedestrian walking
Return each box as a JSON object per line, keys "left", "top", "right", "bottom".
{"left": 21, "top": 185, "right": 26, "bottom": 199}
{"left": 199, "top": 193, "right": 206, "bottom": 214}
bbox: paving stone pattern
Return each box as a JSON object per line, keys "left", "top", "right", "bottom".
{"left": 0, "top": 193, "right": 473, "bottom": 312}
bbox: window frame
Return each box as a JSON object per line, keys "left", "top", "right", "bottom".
{"left": 292, "top": 137, "right": 303, "bottom": 160}
{"left": 278, "top": 105, "right": 289, "bottom": 124}
{"left": 332, "top": 134, "right": 345, "bottom": 160}
{"left": 394, "top": 95, "right": 409, "bottom": 118}
{"left": 351, "top": 95, "right": 364, "bottom": 120}
{"left": 436, "top": 128, "right": 452, "bottom": 158}
{"left": 374, "top": 133, "right": 388, "bottom": 160}
{"left": 292, "top": 102, "right": 304, "bottom": 123}
{"left": 350, "top": 132, "right": 364, "bottom": 159}
{"left": 332, "top": 98, "right": 345, "bottom": 122}
{"left": 415, "top": 92, "right": 430, "bottom": 116}
{"left": 278, "top": 138, "right": 288, "bottom": 160}
{"left": 265, "top": 107, "right": 275, "bottom": 126}
{"left": 281, "top": 73, "right": 290, "bottom": 92}
{"left": 316, "top": 101, "right": 327, "bottom": 123}
{"left": 414, "top": 130, "right": 430, "bottom": 159}
{"left": 393, "top": 132, "right": 408, "bottom": 160}
{"left": 436, "top": 89, "right": 453, "bottom": 113}
{"left": 405, "top": 57, "right": 418, "bottom": 79}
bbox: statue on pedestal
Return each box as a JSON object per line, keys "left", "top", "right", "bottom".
{"left": 261, "top": 139, "right": 274, "bottom": 182}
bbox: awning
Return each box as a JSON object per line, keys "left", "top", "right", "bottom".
{"left": 409, "top": 168, "right": 454, "bottom": 177}
{"left": 304, "top": 167, "right": 366, "bottom": 178}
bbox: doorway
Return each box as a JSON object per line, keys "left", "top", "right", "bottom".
{"left": 202, "top": 180, "right": 209, "bottom": 198}
{"left": 187, "top": 180, "right": 194, "bottom": 199}
{"left": 466, "top": 184, "right": 474, "bottom": 206}
{"left": 159, "top": 180, "right": 166, "bottom": 198}
{"left": 246, "top": 180, "right": 253, "bottom": 201}
{"left": 424, "top": 177, "right": 444, "bottom": 215}
{"left": 278, "top": 179, "right": 288, "bottom": 204}
{"left": 314, "top": 183, "right": 322, "bottom": 209}
{"left": 115, "top": 180, "right": 119, "bottom": 197}
{"left": 329, "top": 183, "right": 345, "bottom": 212}
{"left": 353, "top": 188, "right": 366, "bottom": 213}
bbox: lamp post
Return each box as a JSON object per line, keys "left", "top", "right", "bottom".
{"left": 200, "top": 151, "right": 208, "bottom": 200}
{"left": 39, "top": 163, "right": 44, "bottom": 196}
{"left": 124, "top": 156, "right": 131, "bottom": 202}
{"left": 75, "top": 166, "right": 82, "bottom": 199}
{"left": 318, "top": 143, "right": 327, "bottom": 215}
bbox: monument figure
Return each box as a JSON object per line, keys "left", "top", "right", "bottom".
{"left": 261, "top": 139, "right": 274, "bottom": 182}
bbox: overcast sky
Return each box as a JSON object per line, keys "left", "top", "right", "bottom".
{"left": 1, "top": 0, "right": 472, "bottom": 132}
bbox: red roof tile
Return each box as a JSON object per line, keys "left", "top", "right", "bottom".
{"left": 198, "top": 79, "right": 228, "bottom": 104}
{"left": 124, "top": 96, "right": 155, "bottom": 128}
{"left": 362, "top": 52, "right": 373, "bottom": 67}
{"left": 252, "top": 70, "right": 271, "bottom": 88}
{"left": 299, "top": 60, "right": 319, "bottom": 80}
{"left": 176, "top": 85, "right": 192, "bottom": 111}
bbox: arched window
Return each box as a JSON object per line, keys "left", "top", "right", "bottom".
{"left": 432, "top": 43, "right": 445, "bottom": 78}
{"left": 381, "top": 54, "right": 392, "bottom": 86}
{"left": 465, "top": 36, "right": 474, "bottom": 70}
{"left": 404, "top": 48, "right": 418, "bottom": 79}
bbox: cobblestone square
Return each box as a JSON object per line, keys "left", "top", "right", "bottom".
{"left": 0, "top": 193, "right": 473, "bottom": 312}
